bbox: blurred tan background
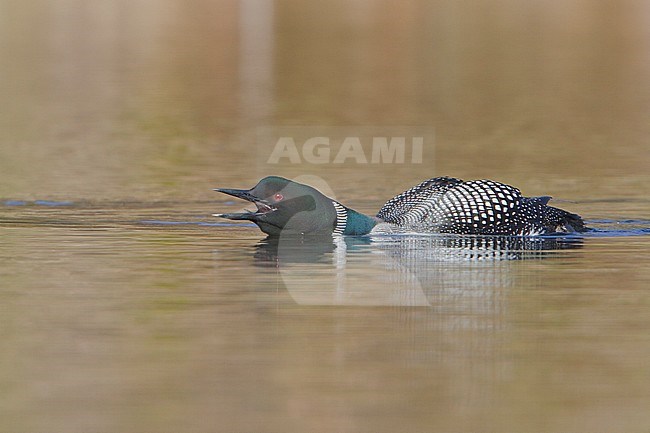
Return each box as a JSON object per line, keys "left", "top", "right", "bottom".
{"left": 2, "top": 3, "right": 650, "bottom": 433}
{"left": 1, "top": 0, "right": 648, "bottom": 204}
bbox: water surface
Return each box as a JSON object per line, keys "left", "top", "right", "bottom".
{"left": 1, "top": 1, "right": 650, "bottom": 432}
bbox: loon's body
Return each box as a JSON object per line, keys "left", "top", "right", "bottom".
{"left": 215, "top": 176, "right": 585, "bottom": 237}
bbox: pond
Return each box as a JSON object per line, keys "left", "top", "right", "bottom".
{"left": 1, "top": 1, "right": 649, "bottom": 432}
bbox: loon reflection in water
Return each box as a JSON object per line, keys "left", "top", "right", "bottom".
{"left": 250, "top": 235, "right": 583, "bottom": 307}
{"left": 254, "top": 234, "right": 583, "bottom": 264}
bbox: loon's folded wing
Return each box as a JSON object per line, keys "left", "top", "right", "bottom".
{"left": 376, "top": 176, "right": 463, "bottom": 225}
{"left": 378, "top": 178, "right": 528, "bottom": 234}
{"left": 432, "top": 180, "right": 527, "bottom": 233}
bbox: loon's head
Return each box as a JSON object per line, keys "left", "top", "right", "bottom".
{"left": 215, "top": 176, "right": 341, "bottom": 236}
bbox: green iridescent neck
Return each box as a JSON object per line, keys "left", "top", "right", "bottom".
{"left": 343, "top": 207, "right": 378, "bottom": 235}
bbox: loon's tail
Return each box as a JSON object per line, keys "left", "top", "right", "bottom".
{"left": 557, "top": 209, "right": 587, "bottom": 233}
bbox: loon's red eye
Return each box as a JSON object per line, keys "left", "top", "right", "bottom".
{"left": 273, "top": 193, "right": 284, "bottom": 201}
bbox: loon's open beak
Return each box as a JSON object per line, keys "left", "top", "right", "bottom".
{"left": 213, "top": 188, "right": 276, "bottom": 220}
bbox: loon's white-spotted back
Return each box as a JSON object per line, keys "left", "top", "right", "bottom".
{"left": 376, "top": 177, "right": 585, "bottom": 235}
{"left": 215, "top": 175, "right": 586, "bottom": 236}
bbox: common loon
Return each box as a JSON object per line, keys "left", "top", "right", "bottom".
{"left": 214, "top": 176, "right": 586, "bottom": 237}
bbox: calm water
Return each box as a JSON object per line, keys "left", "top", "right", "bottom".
{"left": 2, "top": 1, "right": 650, "bottom": 432}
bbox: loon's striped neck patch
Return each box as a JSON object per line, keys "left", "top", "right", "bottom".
{"left": 332, "top": 201, "right": 347, "bottom": 235}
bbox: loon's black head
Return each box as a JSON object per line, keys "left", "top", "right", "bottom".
{"left": 214, "top": 176, "right": 341, "bottom": 236}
